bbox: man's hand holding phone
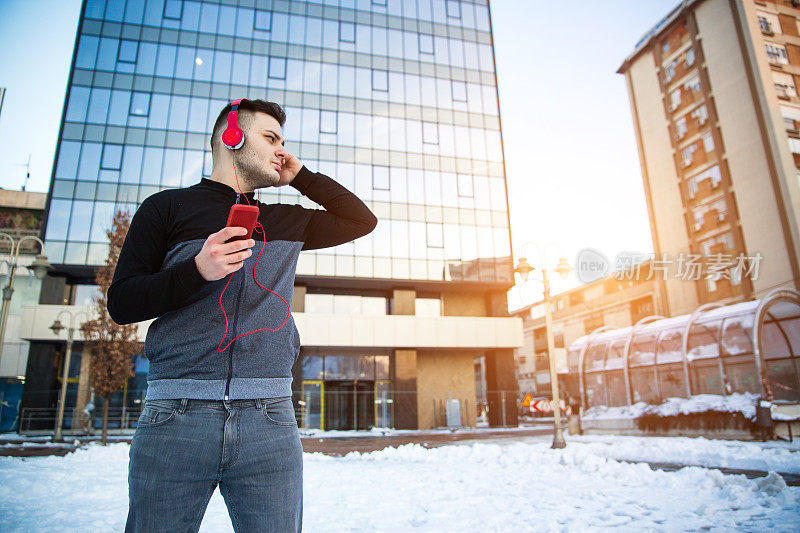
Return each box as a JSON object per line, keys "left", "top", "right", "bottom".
{"left": 194, "top": 227, "right": 256, "bottom": 281}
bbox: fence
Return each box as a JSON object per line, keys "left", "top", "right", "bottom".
{"left": 9, "top": 388, "right": 531, "bottom": 436}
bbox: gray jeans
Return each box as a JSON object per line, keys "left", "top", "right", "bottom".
{"left": 125, "top": 397, "right": 302, "bottom": 533}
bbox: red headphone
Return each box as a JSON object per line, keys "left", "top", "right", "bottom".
{"left": 221, "top": 98, "right": 246, "bottom": 150}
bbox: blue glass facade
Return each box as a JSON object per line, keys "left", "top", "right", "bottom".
{"left": 44, "top": 0, "right": 512, "bottom": 283}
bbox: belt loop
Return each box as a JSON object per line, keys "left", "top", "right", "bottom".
{"left": 255, "top": 398, "right": 263, "bottom": 411}
{"left": 179, "top": 398, "right": 188, "bottom": 414}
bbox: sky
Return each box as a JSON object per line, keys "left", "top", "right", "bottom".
{"left": 0, "top": 0, "right": 680, "bottom": 311}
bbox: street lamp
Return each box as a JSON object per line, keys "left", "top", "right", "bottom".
{"left": 50, "top": 309, "right": 89, "bottom": 442}
{"left": 515, "top": 243, "right": 573, "bottom": 449}
{"left": 0, "top": 233, "right": 51, "bottom": 371}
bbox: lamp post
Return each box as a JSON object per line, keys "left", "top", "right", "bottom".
{"left": 0, "top": 233, "right": 51, "bottom": 372}
{"left": 50, "top": 309, "right": 89, "bottom": 442}
{"left": 515, "top": 244, "right": 573, "bottom": 449}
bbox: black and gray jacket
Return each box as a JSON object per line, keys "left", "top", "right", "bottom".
{"left": 107, "top": 167, "right": 377, "bottom": 401}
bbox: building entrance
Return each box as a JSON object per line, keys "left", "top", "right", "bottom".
{"left": 325, "top": 380, "right": 374, "bottom": 430}
{"left": 300, "top": 379, "right": 393, "bottom": 431}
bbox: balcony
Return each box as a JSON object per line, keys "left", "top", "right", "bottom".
{"left": 693, "top": 209, "right": 728, "bottom": 234}
{"left": 692, "top": 178, "right": 723, "bottom": 203}
{"left": 670, "top": 89, "right": 699, "bottom": 114}
{"left": 667, "top": 58, "right": 694, "bottom": 86}
{"left": 682, "top": 149, "right": 709, "bottom": 171}
{"left": 665, "top": 26, "right": 690, "bottom": 55}
{"left": 706, "top": 242, "right": 735, "bottom": 257}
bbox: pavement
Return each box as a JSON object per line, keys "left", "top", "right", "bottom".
{"left": 0, "top": 425, "right": 554, "bottom": 458}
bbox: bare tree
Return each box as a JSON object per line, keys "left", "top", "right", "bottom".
{"left": 80, "top": 211, "right": 140, "bottom": 444}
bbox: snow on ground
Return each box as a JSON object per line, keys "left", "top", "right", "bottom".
{"left": 504, "top": 434, "right": 800, "bottom": 475}
{"left": 583, "top": 393, "right": 760, "bottom": 420}
{"left": 1, "top": 434, "right": 799, "bottom": 532}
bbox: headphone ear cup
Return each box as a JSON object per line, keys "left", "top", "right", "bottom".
{"left": 222, "top": 127, "right": 245, "bottom": 150}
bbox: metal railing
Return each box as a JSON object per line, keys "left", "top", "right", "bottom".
{"left": 10, "top": 388, "right": 538, "bottom": 435}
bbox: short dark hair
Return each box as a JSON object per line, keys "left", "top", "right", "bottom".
{"left": 210, "top": 99, "right": 286, "bottom": 151}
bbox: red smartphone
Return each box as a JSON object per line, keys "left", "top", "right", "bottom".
{"left": 226, "top": 204, "right": 260, "bottom": 242}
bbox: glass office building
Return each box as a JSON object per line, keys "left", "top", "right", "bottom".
{"left": 34, "top": 0, "right": 518, "bottom": 432}
{"left": 44, "top": 0, "right": 511, "bottom": 284}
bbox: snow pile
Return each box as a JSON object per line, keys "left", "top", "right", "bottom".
{"left": 583, "top": 393, "right": 759, "bottom": 420}
{"left": 0, "top": 436, "right": 798, "bottom": 531}
{"left": 582, "top": 402, "right": 650, "bottom": 420}
{"left": 565, "top": 434, "right": 800, "bottom": 474}
{"left": 652, "top": 393, "right": 759, "bottom": 419}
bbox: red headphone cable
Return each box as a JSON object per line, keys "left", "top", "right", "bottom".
{"left": 216, "top": 152, "right": 291, "bottom": 352}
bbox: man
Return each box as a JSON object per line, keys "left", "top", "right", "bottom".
{"left": 108, "top": 99, "right": 377, "bottom": 532}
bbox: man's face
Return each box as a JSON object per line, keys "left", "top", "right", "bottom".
{"left": 234, "top": 112, "right": 288, "bottom": 190}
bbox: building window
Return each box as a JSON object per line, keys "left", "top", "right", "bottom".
{"left": 305, "top": 293, "right": 388, "bottom": 315}
{"left": 773, "top": 71, "right": 797, "bottom": 98}
{"left": 419, "top": 34, "right": 434, "bottom": 55}
{"left": 319, "top": 110, "right": 337, "bottom": 134}
{"left": 691, "top": 105, "right": 708, "bottom": 124}
{"left": 682, "top": 144, "right": 697, "bottom": 166}
{"left": 675, "top": 116, "right": 687, "bottom": 139}
{"left": 372, "top": 69, "right": 388, "bottom": 92}
{"left": 163, "top": 0, "right": 182, "bottom": 20}
{"left": 372, "top": 0, "right": 388, "bottom": 5}
{"left": 446, "top": 0, "right": 461, "bottom": 19}
{"left": 788, "top": 137, "right": 800, "bottom": 154}
{"left": 373, "top": 166, "right": 389, "bottom": 190}
{"left": 268, "top": 57, "right": 286, "bottom": 79}
{"left": 422, "top": 122, "right": 438, "bottom": 144}
{"left": 426, "top": 223, "right": 443, "bottom": 248}
{"left": 117, "top": 40, "right": 137, "bottom": 64}
{"left": 702, "top": 132, "right": 714, "bottom": 152}
{"left": 670, "top": 88, "right": 681, "bottom": 110}
{"left": 766, "top": 43, "right": 789, "bottom": 65}
{"left": 72, "top": 284, "right": 103, "bottom": 306}
{"left": 662, "top": 41, "right": 670, "bottom": 54}
{"left": 339, "top": 22, "right": 356, "bottom": 43}
{"left": 685, "top": 48, "right": 695, "bottom": 67}
{"left": 101, "top": 144, "right": 122, "bottom": 170}
{"left": 452, "top": 81, "right": 467, "bottom": 102}
{"left": 759, "top": 16, "right": 772, "bottom": 33}
{"left": 664, "top": 61, "right": 676, "bottom": 82}
{"left": 129, "top": 92, "right": 150, "bottom": 116}
{"left": 457, "top": 174, "right": 473, "bottom": 197}
{"left": 415, "top": 297, "right": 441, "bottom": 317}
{"left": 684, "top": 75, "right": 701, "bottom": 93}
{"left": 254, "top": 11, "right": 272, "bottom": 31}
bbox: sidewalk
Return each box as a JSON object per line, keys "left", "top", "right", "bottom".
{"left": 0, "top": 424, "right": 553, "bottom": 458}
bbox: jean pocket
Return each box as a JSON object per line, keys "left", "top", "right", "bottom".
{"left": 261, "top": 398, "right": 297, "bottom": 427}
{"left": 136, "top": 400, "right": 179, "bottom": 429}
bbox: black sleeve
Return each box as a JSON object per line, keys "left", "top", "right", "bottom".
{"left": 290, "top": 166, "right": 378, "bottom": 251}
{"left": 106, "top": 195, "right": 208, "bottom": 325}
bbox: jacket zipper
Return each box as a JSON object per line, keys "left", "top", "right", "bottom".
{"left": 224, "top": 193, "right": 243, "bottom": 401}
{"left": 224, "top": 268, "right": 246, "bottom": 400}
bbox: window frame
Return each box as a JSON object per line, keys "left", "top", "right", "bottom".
{"left": 129, "top": 92, "right": 151, "bottom": 116}
{"left": 339, "top": 21, "right": 356, "bottom": 43}
{"left": 163, "top": 0, "right": 183, "bottom": 20}
{"left": 254, "top": 10, "right": 272, "bottom": 31}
